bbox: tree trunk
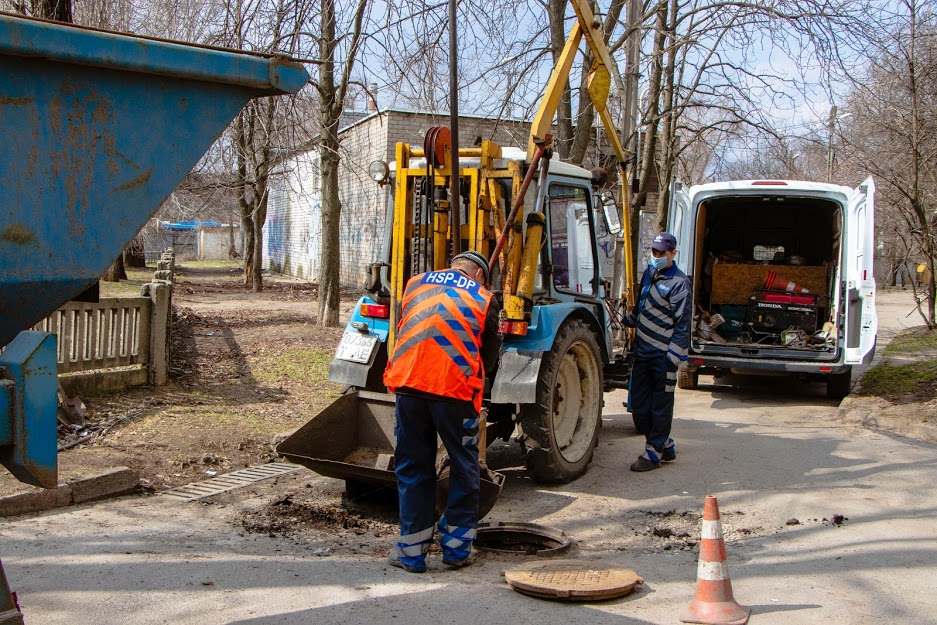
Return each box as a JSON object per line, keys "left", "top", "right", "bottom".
{"left": 318, "top": 137, "right": 342, "bottom": 327}
{"left": 547, "top": 0, "right": 574, "bottom": 160}
{"left": 251, "top": 186, "right": 268, "bottom": 292}
{"left": 102, "top": 253, "right": 127, "bottom": 282}
{"left": 634, "top": 0, "right": 667, "bottom": 216}
{"left": 33, "top": 0, "right": 71, "bottom": 21}
{"left": 124, "top": 238, "right": 147, "bottom": 268}
{"left": 655, "top": 0, "right": 678, "bottom": 231}
{"left": 242, "top": 217, "right": 255, "bottom": 288}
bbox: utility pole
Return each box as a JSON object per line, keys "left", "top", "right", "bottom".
{"left": 448, "top": 0, "right": 461, "bottom": 256}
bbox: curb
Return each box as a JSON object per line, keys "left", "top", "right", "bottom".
{"left": 0, "top": 467, "right": 140, "bottom": 517}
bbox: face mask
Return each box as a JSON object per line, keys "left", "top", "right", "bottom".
{"left": 649, "top": 255, "right": 668, "bottom": 270}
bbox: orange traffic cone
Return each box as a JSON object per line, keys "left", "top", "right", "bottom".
{"left": 764, "top": 270, "right": 810, "bottom": 294}
{"left": 681, "top": 496, "right": 750, "bottom": 625}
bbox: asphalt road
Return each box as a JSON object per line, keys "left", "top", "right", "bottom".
{"left": 1, "top": 289, "right": 935, "bottom": 625}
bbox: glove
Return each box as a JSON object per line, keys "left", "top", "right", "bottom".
{"left": 667, "top": 350, "right": 687, "bottom": 371}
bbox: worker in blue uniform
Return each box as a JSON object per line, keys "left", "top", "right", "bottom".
{"left": 624, "top": 232, "right": 692, "bottom": 472}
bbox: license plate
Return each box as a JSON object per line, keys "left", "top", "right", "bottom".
{"left": 335, "top": 332, "right": 379, "bottom": 364}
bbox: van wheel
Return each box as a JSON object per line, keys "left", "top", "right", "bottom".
{"left": 826, "top": 370, "right": 852, "bottom": 400}
{"left": 677, "top": 369, "right": 699, "bottom": 390}
{"left": 520, "top": 320, "right": 603, "bottom": 484}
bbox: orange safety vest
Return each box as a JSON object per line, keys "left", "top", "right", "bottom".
{"left": 384, "top": 269, "right": 493, "bottom": 412}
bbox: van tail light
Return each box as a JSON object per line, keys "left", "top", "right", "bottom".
{"left": 498, "top": 320, "right": 528, "bottom": 336}
{"left": 751, "top": 180, "right": 788, "bottom": 185}
{"left": 691, "top": 358, "right": 704, "bottom": 365}
{"left": 360, "top": 303, "right": 390, "bottom": 319}
{"left": 820, "top": 366, "right": 832, "bottom": 372}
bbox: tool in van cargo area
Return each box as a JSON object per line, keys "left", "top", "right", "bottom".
{"left": 757, "top": 289, "right": 817, "bottom": 305}
{"left": 748, "top": 293, "right": 819, "bottom": 335}
{"left": 764, "top": 271, "right": 811, "bottom": 294}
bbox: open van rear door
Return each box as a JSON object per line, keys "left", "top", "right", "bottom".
{"left": 668, "top": 179, "right": 694, "bottom": 278}
{"left": 844, "top": 177, "right": 877, "bottom": 365}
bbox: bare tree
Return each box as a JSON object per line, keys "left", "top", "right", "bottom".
{"left": 315, "top": 0, "right": 369, "bottom": 326}
{"left": 840, "top": 0, "right": 937, "bottom": 326}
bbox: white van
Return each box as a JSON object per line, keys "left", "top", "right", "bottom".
{"left": 668, "top": 178, "right": 877, "bottom": 399}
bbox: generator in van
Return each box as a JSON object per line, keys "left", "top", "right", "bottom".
{"left": 668, "top": 178, "right": 877, "bottom": 399}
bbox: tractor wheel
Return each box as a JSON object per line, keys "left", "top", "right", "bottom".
{"left": 519, "top": 320, "right": 603, "bottom": 484}
{"left": 677, "top": 369, "right": 699, "bottom": 390}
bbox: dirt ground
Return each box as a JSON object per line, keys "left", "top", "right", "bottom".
{"left": 0, "top": 263, "right": 357, "bottom": 498}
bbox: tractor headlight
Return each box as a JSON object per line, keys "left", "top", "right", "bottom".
{"left": 369, "top": 160, "right": 390, "bottom": 184}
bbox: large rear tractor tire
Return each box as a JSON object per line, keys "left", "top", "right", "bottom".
{"left": 519, "top": 320, "right": 603, "bottom": 484}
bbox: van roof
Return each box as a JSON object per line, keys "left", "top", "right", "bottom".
{"left": 688, "top": 179, "right": 854, "bottom": 198}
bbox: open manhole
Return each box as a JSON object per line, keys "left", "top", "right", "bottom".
{"left": 475, "top": 522, "right": 572, "bottom": 556}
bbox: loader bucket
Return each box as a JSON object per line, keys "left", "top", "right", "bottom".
{"left": 277, "top": 390, "right": 504, "bottom": 519}
{"left": 277, "top": 390, "right": 398, "bottom": 487}
{"left": 0, "top": 14, "right": 309, "bottom": 348}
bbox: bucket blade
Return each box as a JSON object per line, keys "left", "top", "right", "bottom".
{"left": 0, "top": 15, "right": 309, "bottom": 346}
{"left": 277, "top": 390, "right": 398, "bottom": 486}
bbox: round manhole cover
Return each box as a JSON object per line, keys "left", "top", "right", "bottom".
{"left": 475, "top": 522, "right": 571, "bottom": 555}
{"left": 504, "top": 560, "right": 643, "bottom": 601}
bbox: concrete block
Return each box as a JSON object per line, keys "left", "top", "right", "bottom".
{"left": 70, "top": 467, "right": 139, "bottom": 504}
{"left": 59, "top": 365, "right": 148, "bottom": 396}
{"left": 0, "top": 486, "right": 72, "bottom": 517}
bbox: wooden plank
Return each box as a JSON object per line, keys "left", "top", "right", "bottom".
{"left": 711, "top": 263, "right": 829, "bottom": 305}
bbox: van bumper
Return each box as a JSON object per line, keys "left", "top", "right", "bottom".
{"left": 688, "top": 356, "right": 850, "bottom": 376}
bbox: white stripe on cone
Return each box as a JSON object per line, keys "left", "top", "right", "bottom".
{"left": 701, "top": 519, "right": 724, "bottom": 539}
{"left": 697, "top": 559, "right": 730, "bottom": 581}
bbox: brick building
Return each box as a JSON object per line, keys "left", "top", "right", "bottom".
{"left": 263, "top": 109, "right": 533, "bottom": 287}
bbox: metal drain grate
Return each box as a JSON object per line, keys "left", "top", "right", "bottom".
{"left": 161, "top": 463, "right": 303, "bottom": 502}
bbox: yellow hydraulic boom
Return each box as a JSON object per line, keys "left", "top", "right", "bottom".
{"left": 499, "top": 0, "right": 634, "bottom": 322}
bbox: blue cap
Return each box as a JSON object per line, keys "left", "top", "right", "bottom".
{"left": 651, "top": 232, "right": 677, "bottom": 252}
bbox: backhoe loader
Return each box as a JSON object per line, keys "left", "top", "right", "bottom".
{"left": 278, "top": 0, "right": 638, "bottom": 512}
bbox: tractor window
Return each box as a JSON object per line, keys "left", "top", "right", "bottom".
{"left": 548, "top": 184, "right": 595, "bottom": 296}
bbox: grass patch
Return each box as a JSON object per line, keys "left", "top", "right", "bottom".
{"left": 253, "top": 348, "right": 333, "bottom": 385}
{"left": 858, "top": 360, "right": 937, "bottom": 401}
{"left": 883, "top": 327, "right": 937, "bottom": 356}
{"left": 178, "top": 259, "right": 242, "bottom": 270}
{"left": 99, "top": 267, "right": 152, "bottom": 298}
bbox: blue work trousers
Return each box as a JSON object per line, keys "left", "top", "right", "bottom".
{"left": 393, "top": 394, "right": 480, "bottom": 567}
{"left": 628, "top": 354, "right": 676, "bottom": 454}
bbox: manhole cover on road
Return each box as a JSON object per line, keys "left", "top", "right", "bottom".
{"left": 161, "top": 463, "right": 302, "bottom": 502}
{"left": 504, "top": 560, "right": 643, "bottom": 601}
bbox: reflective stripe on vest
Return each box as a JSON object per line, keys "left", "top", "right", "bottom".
{"left": 384, "top": 270, "right": 492, "bottom": 410}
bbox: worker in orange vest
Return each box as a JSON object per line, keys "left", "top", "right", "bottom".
{"left": 384, "top": 251, "right": 501, "bottom": 572}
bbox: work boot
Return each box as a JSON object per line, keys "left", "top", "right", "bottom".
{"left": 630, "top": 456, "right": 660, "bottom": 472}
{"left": 387, "top": 548, "right": 426, "bottom": 573}
{"left": 631, "top": 445, "right": 661, "bottom": 472}
{"left": 443, "top": 548, "right": 478, "bottom": 569}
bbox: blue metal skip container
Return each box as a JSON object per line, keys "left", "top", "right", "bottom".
{"left": 0, "top": 14, "right": 309, "bottom": 347}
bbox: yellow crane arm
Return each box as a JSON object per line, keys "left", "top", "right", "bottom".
{"left": 527, "top": 0, "right": 628, "bottom": 166}
{"left": 525, "top": 0, "right": 635, "bottom": 312}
